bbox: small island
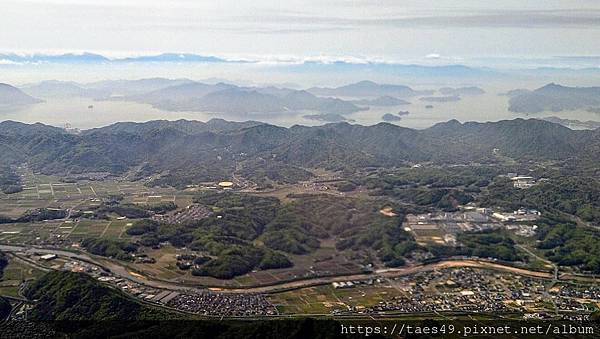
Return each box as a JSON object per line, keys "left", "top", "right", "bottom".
{"left": 381, "top": 113, "right": 402, "bottom": 122}
{"left": 303, "top": 113, "right": 352, "bottom": 123}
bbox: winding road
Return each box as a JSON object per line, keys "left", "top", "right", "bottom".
{"left": 3, "top": 244, "right": 599, "bottom": 295}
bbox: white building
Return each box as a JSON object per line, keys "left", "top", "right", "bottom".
{"left": 510, "top": 176, "right": 536, "bottom": 189}
{"left": 40, "top": 254, "right": 57, "bottom": 261}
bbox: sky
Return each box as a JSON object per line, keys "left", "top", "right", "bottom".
{"left": 2, "top": 0, "right": 600, "bottom": 65}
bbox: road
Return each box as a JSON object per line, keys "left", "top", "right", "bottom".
{"left": 218, "top": 259, "right": 559, "bottom": 293}
{"left": 4, "top": 244, "right": 600, "bottom": 296}
{"left": 0, "top": 244, "right": 205, "bottom": 293}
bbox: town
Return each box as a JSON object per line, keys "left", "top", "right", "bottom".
{"left": 4, "top": 247, "right": 600, "bottom": 321}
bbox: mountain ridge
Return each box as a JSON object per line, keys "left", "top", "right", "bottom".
{"left": 0, "top": 83, "right": 43, "bottom": 106}
{"left": 508, "top": 83, "right": 600, "bottom": 113}
{"left": 1, "top": 118, "right": 597, "bottom": 185}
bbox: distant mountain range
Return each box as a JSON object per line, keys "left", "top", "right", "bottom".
{"left": 0, "top": 53, "right": 492, "bottom": 79}
{"left": 86, "top": 78, "right": 197, "bottom": 97}
{"left": 21, "top": 80, "right": 110, "bottom": 99}
{"left": 122, "top": 83, "right": 366, "bottom": 115}
{"left": 15, "top": 79, "right": 436, "bottom": 115}
{"left": 0, "top": 118, "right": 598, "bottom": 187}
{"left": 508, "top": 83, "right": 600, "bottom": 113}
{"left": 0, "top": 53, "right": 230, "bottom": 64}
{"left": 20, "top": 78, "right": 197, "bottom": 99}
{"left": 542, "top": 116, "right": 600, "bottom": 130}
{"left": 5, "top": 53, "right": 600, "bottom": 82}
{"left": 0, "top": 83, "right": 42, "bottom": 107}
{"left": 13, "top": 77, "right": 600, "bottom": 120}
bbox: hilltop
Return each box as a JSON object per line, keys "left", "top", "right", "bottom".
{"left": 0, "top": 83, "right": 42, "bottom": 107}
{"left": 508, "top": 83, "right": 600, "bottom": 113}
{"left": 0, "top": 118, "right": 597, "bottom": 188}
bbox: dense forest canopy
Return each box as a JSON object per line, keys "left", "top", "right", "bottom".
{"left": 86, "top": 191, "right": 415, "bottom": 278}
{"left": 23, "top": 271, "right": 179, "bottom": 320}
{"left": 480, "top": 176, "right": 600, "bottom": 224}
{"left": 2, "top": 118, "right": 600, "bottom": 187}
{"left": 0, "top": 250, "right": 8, "bottom": 280}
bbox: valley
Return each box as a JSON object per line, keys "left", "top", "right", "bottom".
{"left": 3, "top": 118, "right": 600, "bottom": 322}
{"left": 3, "top": 1, "right": 600, "bottom": 337}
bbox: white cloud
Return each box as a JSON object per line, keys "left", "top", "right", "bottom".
{"left": 0, "top": 59, "right": 22, "bottom": 65}
{"left": 3, "top": 1, "right": 600, "bottom": 60}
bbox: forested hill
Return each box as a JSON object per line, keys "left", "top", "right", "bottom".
{"left": 0, "top": 118, "right": 598, "bottom": 184}
{"left": 20, "top": 270, "right": 344, "bottom": 337}
{"left": 23, "top": 270, "right": 176, "bottom": 320}
{"left": 83, "top": 118, "right": 263, "bottom": 135}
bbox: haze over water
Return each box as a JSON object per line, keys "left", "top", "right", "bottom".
{"left": 2, "top": 88, "right": 599, "bottom": 130}
{"left": 3, "top": 0, "right": 600, "bottom": 129}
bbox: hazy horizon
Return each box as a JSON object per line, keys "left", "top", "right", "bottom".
{"left": 2, "top": 1, "right": 600, "bottom": 130}
{"left": 3, "top": 1, "right": 600, "bottom": 60}
{"left": 3, "top": 1, "right": 600, "bottom": 84}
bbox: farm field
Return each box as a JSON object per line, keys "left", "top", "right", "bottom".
{"left": 0, "top": 169, "right": 199, "bottom": 244}
{"left": 0, "top": 169, "right": 188, "bottom": 218}
{"left": 0, "top": 254, "right": 47, "bottom": 298}
{"left": 268, "top": 283, "right": 401, "bottom": 314}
